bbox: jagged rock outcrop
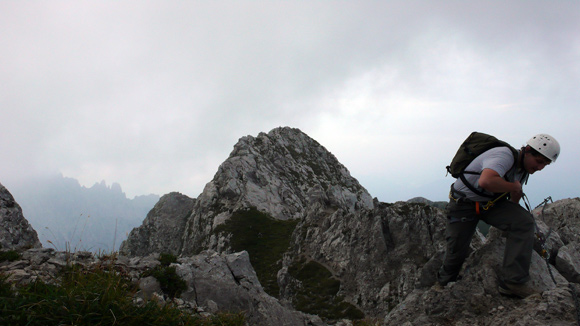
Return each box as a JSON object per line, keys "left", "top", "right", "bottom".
{"left": 177, "top": 127, "right": 375, "bottom": 256}
{"left": 175, "top": 251, "right": 324, "bottom": 326}
{"left": 120, "top": 192, "right": 194, "bottom": 256}
{"left": 279, "top": 200, "right": 448, "bottom": 317}
{"left": 0, "top": 182, "right": 41, "bottom": 250}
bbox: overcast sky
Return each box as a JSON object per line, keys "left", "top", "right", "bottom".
{"left": 1, "top": 1, "right": 578, "bottom": 207}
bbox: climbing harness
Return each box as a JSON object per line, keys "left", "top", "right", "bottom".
{"left": 523, "top": 195, "right": 580, "bottom": 326}
{"left": 481, "top": 192, "right": 509, "bottom": 211}
{"left": 474, "top": 192, "right": 509, "bottom": 216}
{"left": 448, "top": 189, "right": 509, "bottom": 216}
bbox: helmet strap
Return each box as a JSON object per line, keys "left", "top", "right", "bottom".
{"left": 519, "top": 147, "right": 527, "bottom": 170}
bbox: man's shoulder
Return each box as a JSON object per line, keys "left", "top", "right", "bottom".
{"left": 480, "top": 146, "right": 517, "bottom": 164}
{"left": 484, "top": 146, "right": 515, "bottom": 155}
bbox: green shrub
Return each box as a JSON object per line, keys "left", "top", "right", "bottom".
{"left": 159, "top": 252, "right": 178, "bottom": 266}
{"left": 214, "top": 207, "right": 298, "bottom": 297}
{"left": 139, "top": 253, "right": 186, "bottom": 299}
{"left": 0, "top": 250, "right": 21, "bottom": 262}
{"left": 144, "top": 265, "right": 187, "bottom": 299}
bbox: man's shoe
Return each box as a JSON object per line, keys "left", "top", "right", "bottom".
{"left": 498, "top": 280, "right": 539, "bottom": 299}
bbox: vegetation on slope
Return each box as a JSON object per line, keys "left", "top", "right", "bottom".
{"left": 213, "top": 207, "right": 368, "bottom": 321}
{"left": 288, "top": 257, "right": 364, "bottom": 321}
{"left": 214, "top": 207, "right": 298, "bottom": 296}
{"left": 0, "top": 254, "right": 245, "bottom": 326}
{"left": 142, "top": 253, "right": 187, "bottom": 299}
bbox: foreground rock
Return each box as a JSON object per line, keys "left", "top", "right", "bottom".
{"left": 0, "top": 248, "right": 324, "bottom": 326}
{"left": 0, "top": 182, "right": 41, "bottom": 250}
{"left": 384, "top": 199, "right": 580, "bottom": 326}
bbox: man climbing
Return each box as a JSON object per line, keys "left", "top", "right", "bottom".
{"left": 438, "top": 133, "right": 560, "bottom": 298}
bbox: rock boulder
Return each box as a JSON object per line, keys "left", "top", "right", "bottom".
{"left": 0, "top": 182, "right": 41, "bottom": 250}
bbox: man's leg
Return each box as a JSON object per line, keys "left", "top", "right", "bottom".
{"left": 482, "top": 200, "right": 535, "bottom": 284}
{"left": 438, "top": 216, "right": 479, "bottom": 285}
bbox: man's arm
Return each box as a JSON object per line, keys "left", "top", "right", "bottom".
{"left": 479, "top": 168, "right": 523, "bottom": 203}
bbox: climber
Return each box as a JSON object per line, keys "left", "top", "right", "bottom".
{"left": 438, "top": 134, "right": 560, "bottom": 299}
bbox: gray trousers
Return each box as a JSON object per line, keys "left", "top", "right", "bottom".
{"left": 438, "top": 198, "right": 535, "bottom": 285}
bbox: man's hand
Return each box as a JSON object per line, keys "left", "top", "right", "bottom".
{"left": 510, "top": 180, "right": 523, "bottom": 203}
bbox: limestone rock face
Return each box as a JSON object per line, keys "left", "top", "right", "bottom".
{"left": 534, "top": 197, "right": 580, "bottom": 245}
{"left": 122, "top": 127, "right": 374, "bottom": 256}
{"left": 0, "top": 182, "right": 41, "bottom": 250}
{"left": 556, "top": 242, "right": 580, "bottom": 283}
{"left": 279, "top": 200, "right": 448, "bottom": 316}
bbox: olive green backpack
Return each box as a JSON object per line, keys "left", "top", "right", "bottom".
{"left": 447, "top": 132, "right": 519, "bottom": 198}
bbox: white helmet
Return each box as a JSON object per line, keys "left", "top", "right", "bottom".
{"left": 527, "top": 134, "right": 560, "bottom": 162}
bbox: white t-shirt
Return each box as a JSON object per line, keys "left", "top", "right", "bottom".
{"left": 453, "top": 147, "right": 526, "bottom": 202}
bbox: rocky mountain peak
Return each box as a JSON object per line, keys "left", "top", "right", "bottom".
{"left": 122, "top": 127, "right": 374, "bottom": 258}
{"left": 212, "top": 126, "right": 374, "bottom": 220}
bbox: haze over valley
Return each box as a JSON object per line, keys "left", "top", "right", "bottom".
{"left": 8, "top": 174, "right": 159, "bottom": 252}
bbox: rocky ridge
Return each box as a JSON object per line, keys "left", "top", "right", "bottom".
{"left": 2, "top": 127, "right": 580, "bottom": 325}
{"left": 119, "top": 127, "right": 580, "bottom": 324}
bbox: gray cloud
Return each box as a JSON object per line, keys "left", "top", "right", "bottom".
{"left": 1, "top": 1, "right": 578, "bottom": 205}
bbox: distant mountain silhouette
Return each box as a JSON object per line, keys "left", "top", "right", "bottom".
{"left": 8, "top": 174, "right": 159, "bottom": 252}
{"left": 406, "top": 196, "right": 448, "bottom": 209}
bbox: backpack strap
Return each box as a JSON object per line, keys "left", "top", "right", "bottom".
{"left": 459, "top": 172, "right": 495, "bottom": 199}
